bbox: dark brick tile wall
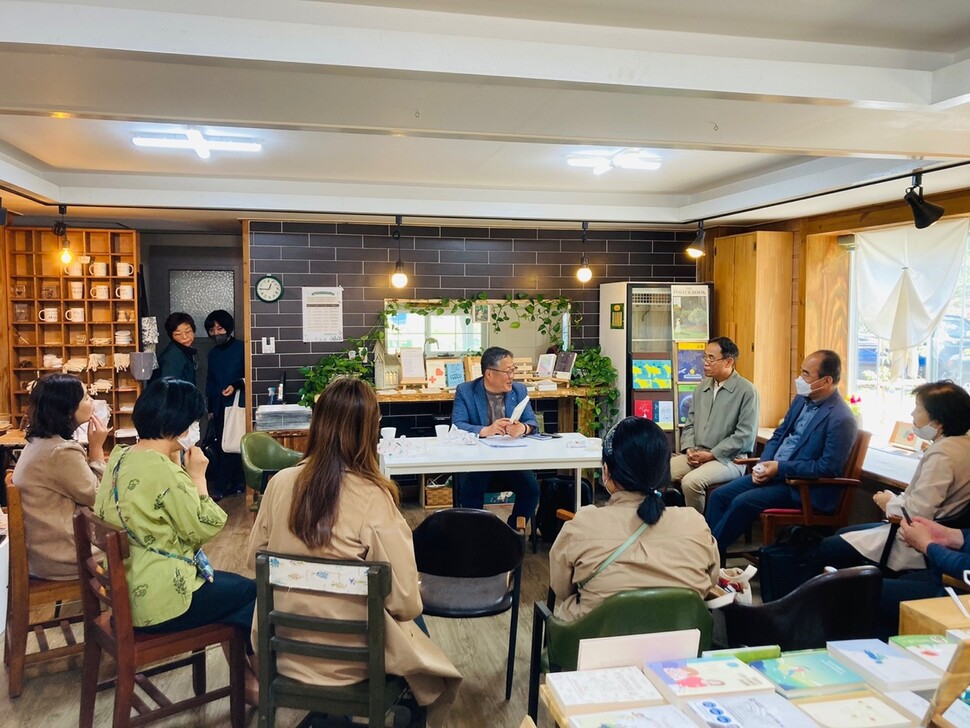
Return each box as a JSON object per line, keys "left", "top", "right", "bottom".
{"left": 250, "top": 223, "right": 696, "bottom": 410}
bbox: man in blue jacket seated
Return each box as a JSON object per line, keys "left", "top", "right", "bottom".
{"left": 705, "top": 349, "right": 858, "bottom": 559}
{"left": 452, "top": 346, "right": 540, "bottom": 527}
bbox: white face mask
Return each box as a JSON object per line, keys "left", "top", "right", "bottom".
{"left": 914, "top": 422, "right": 939, "bottom": 441}
{"left": 794, "top": 376, "right": 814, "bottom": 397}
{"left": 178, "top": 421, "right": 201, "bottom": 451}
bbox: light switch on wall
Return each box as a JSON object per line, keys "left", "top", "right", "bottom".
{"left": 262, "top": 336, "right": 276, "bottom": 354}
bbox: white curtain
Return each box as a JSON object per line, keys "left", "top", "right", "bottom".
{"left": 855, "top": 220, "right": 969, "bottom": 365}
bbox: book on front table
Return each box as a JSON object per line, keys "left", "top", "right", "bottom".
{"left": 643, "top": 657, "right": 775, "bottom": 703}
{"left": 889, "top": 634, "right": 959, "bottom": 673}
{"left": 881, "top": 689, "right": 934, "bottom": 724}
{"left": 701, "top": 644, "right": 781, "bottom": 664}
{"left": 749, "top": 649, "right": 865, "bottom": 699}
{"left": 567, "top": 705, "right": 695, "bottom": 728}
{"left": 827, "top": 638, "right": 941, "bottom": 692}
{"left": 791, "top": 692, "right": 914, "bottom": 728}
{"left": 941, "top": 686, "right": 970, "bottom": 727}
{"left": 545, "top": 666, "right": 665, "bottom": 717}
{"left": 684, "top": 692, "right": 817, "bottom": 728}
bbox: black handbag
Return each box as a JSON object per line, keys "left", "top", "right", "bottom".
{"left": 757, "top": 526, "right": 823, "bottom": 602}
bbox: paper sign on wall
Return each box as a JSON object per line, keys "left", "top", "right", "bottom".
{"left": 302, "top": 287, "right": 344, "bottom": 342}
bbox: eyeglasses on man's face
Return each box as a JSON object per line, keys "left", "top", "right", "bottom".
{"left": 488, "top": 367, "right": 517, "bottom": 377}
{"left": 702, "top": 355, "right": 726, "bottom": 364}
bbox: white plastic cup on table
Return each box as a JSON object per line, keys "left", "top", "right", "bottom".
{"left": 586, "top": 437, "right": 602, "bottom": 451}
{"left": 435, "top": 424, "right": 450, "bottom": 439}
{"left": 380, "top": 426, "right": 396, "bottom": 440}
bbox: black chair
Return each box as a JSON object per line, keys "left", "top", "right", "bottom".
{"left": 255, "top": 552, "right": 421, "bottom": 728}
{"left": 451, "top": 473, "right": 539, "bottom": 552}
{"left": 720, "top": 565, "right": 882, "bottom": 650}
{"left": 411, "top": 508, "right": 525, "bottom": 700}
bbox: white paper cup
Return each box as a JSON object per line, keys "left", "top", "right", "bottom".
{"left": 380, "top": 426, "right": 396, "bottom": 440}
{"left": 435, "top": 424, "right": 450, "bottom": 438}
{"left": 586, "top": 437, "right": 603, "bottom": 450}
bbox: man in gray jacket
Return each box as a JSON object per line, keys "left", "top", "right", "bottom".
{"left": 672, "top": 336, "right": 759, "bottom": 512}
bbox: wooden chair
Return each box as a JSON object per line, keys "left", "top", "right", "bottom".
{"left": 412, "top": 508, "right": 525, "bottom": 700}
{"left": 3, "top": 477, "right": 84, "bottom": 697}
{"left": 255, "top": 552, "right": 421, "bottom": 728}
{"left": 73, "top": 507, "right": 246, "bottom": 727}
{"left": 756, "top": 430, "right": 871, "bottom": 545}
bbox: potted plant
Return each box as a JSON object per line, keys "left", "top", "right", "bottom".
{"left": 571, "top": 346, "right": 619, "bottom": 437}
{"left": 298, "top": 350, "right": 374, "bottom": 408}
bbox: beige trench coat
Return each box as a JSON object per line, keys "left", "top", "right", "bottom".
{"left": 549, "top": 490, "right": 720, "bottom": 621}
{"left": 247, "top": 466, "right": 461, "bottom": 727}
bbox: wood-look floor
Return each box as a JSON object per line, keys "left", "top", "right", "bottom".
{"left": 1, "top": 496, "right": 763, "bottom": 728}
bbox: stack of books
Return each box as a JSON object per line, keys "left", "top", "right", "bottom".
{"left": 254, "top": 403, "right": 312, "bottom": 431}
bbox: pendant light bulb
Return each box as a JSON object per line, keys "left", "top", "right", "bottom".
{"left": 59, "top": 243, "right": 74, "bottom": 265}
{"left": 391, "top": 259, "right": 408, "bottom": 288}
{"left": 686, "top": 221, "right": 707, "bottom": 259}
{"left": 577, "top": 255, "right": 592, "bottom": 283}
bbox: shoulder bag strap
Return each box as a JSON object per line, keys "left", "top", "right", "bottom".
{"left": 576, "top": 522, "right": 649, "bottom": 592}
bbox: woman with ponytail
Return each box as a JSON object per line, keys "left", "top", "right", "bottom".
{"left": 549, "top": 417, "right": 720, "bottom": 620}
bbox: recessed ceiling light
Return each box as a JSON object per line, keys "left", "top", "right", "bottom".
{"left": 567, "top": 148, "right": 661, "bottom": 175}
{"left": 132, "top": 129, "right": 261, "bottom": 159}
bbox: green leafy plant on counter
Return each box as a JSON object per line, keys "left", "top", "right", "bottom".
{"left": 571, "top": 345, "right": 620, "bottom": 437}
{"left": 297, "top": 336, "right": 374, "bottom": 408}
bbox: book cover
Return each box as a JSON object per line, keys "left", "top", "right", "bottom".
{"left": 941, "top": 686, "right": 970, "bottom": 727}
{"left": 685, "top": 692, "right": 817, "bottom": 727}
{"left": 881, "top": 690, "right": 933, "bottom": 724}
{"left": 657, "top": 400, "right": 674, "bottom": 429}
{"left": 827, "top": 638, "right": 941, "bottom": 692}
{"left": 671, "top": 285, "right": 710, "bottom": 342}
{"left": 546, "top": 666, "right": 665, "bottom": 717}
{"left": 701, "top": 645, "right": 782, "bottom": 665}
{"left": 676, "top": 385, "right": 696, "bottom": 425}
{"left": 749, "top": 649, "right": 865, "bottom": 699}
{"left": 644, "top": 657, "right": 775, "bottom": 703}
{"left": 634, "top": 397, "right": 655, "bottom": 420}
{"left": 554, "top": 351, "right": 578, "bottom": 381}
{"left": 632, "top": 359, "right": 672, "bottom": 390}
{"left": 889, "top": 634, "right": 958, "bottom": 673}
{"left": 792, "top": 694, "right": 913, "bottom": 728}
{"left": 676, "top": 343, "right": 706, "bottom": 383}
{"left": 444, "top": 361, "right": 465, "bottom": 388}
{"left": 567, "top": 705, "right": 695, "bottom": 728}
{"left": 536, "top": 353, "right": 556, "bottom": 378}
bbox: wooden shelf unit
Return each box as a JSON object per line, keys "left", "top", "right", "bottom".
{"left": 6, "top": 227, "right": 141, "bottom": 445}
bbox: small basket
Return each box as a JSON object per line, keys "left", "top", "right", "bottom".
{"left": 423, "top": 474, "right": 453, "bottom": 509}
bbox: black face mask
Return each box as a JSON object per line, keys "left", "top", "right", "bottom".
{"left": 211, "top": 334, "right": 230, "bottom": 345}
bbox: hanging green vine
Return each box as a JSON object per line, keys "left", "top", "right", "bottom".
{"left": 571, "top": 345, "right": 620, "bottom": 437}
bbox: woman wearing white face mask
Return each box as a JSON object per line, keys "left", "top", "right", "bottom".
{"left": 93, "top": 376, "right": 260, "bottom": 703}
{"left": 820, "top": 380, "right": 970, "bottom": 576}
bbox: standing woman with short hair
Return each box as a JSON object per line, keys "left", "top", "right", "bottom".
{"left": 14, "top": 374, "right": 109, "bottom": 579}
{"left": 203, "top": 309, "right": 246, "bottom": 498}
{"left": 154, "top": 312, "right": 198, "bottom": 385}
{"left": 549, "top": 416, "right": 720, "bottom": 621}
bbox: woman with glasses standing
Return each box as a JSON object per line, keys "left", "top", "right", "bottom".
{"left": 451, "top": 346, "right": 540, "bottom": 527}
{"left": 153, "top": 312, "right": 198, "bottom": 386}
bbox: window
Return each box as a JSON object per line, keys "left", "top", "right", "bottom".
{"left": 384, "top": 310, "right": 486, "bottom": 355}
{"left": 849, "top": 234, "right": 970, "bottom": 441}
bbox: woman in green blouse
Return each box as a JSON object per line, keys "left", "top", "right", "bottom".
{"left": 93, "top": 376, "right": 258, "bottom": 701}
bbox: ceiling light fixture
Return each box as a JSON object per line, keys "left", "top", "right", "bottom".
{"left": 576, "top": 221, "right": 592, "bottom": 283}
{"left": 390, "top": 215, "right": 408, "bottom": 289}
{"left": 53, "top": 204, "right": 74, "bottom": 264}
{"left": 686, "top": 221, "right": 706, "bottom": 259}
{"left": 903, "top": 172, "right": 945, "bottom": 229}
{"left": 567, "top": 148, "right": 662, "bottom": 176}
{"left": 131, "top": 129, "right": 261, "bottom": 159}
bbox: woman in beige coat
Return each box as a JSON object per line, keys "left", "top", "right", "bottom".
{"left": 13, "top": 374, "right": 109, "bottom": 579}
{"left": 247, "top": 377, "right": 461, "bottom": 727}
{"left": 550, "top": 416, "right": 720, "bottom": 621}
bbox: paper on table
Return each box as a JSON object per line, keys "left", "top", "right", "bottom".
{"left": 480, "top": 435, "right": 528, "bottom": 448}
{"left": 509, "top": 395, "right": 530, "bottom": 423}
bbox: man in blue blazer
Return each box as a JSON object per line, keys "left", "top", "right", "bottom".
{"left": 452, "top": 346, "right": 540, "bottom": 525}
{"left": 706, "top": 350, "right": 858, "bottom": 558}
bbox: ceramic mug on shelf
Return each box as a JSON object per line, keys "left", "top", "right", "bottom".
{"left": 78, "top": 255, "right": 91, "bottom": 265}
{"left": 38, "top": 307, "right": 58, "bottom": 322}
{"left": 69, "top": 281, "right": 85, "bottom": 299}
{"left": 65, "top": 307, "right": 85, "bottom": 322}
{"left": 115, "top": 262, "right": 134, "bottom": 276}
{"left": 116, "top": 284, "right": 134, "bottom": 299}
{"left": 63, "top": 262, "right": 83, "bottom": 277}
{"left": 89, "top": 262, "right": 108, "bottom": 277}
{"left": 90, "top": 285, "right": 110, "bottom": 299}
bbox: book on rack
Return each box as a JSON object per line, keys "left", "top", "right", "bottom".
{"left": 749, "top": 649, "right": 865, "bottom": 699}
{"left": 643, "top": 656, "right": 775, "bottom": 703}
{"left": 684, "top": 692, "right": 817, "bottom": 728}
{"left": 566, "top": 705, "right": 695, "bottom": 728}
{"left": 827, "top": 638, "right": 941, "bottom": 692}
{"left": 701, "top": 644, "right": 782, "bottom": 665}
{"left": 889, "top": 634, "right": 959, "bottom": 673}
{"left": 633, "top": 396, "right": 675, "bottom": 430}
{"left": 553, "top": 351, "right": 578, "bottom": 381}
{"left": 545, "top": 666, "right": 665, "bottom": 717}
{"left": 791, "top": 691, "right": 914, "bottom": 728}
{"left": 536, "top": 353, "right": 556, "bottom": 379}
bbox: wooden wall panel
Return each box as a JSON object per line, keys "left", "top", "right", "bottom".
{"left": 802, "top": 233, "right": 852, "bottom": 394}
{"left": 0, "top": 225, "right": 9, "bottom": 414}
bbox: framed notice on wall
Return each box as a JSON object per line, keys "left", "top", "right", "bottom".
{"left": 670, "top": 285, "right": 710, "bottom": 341}
{"left": 301, "top": 287, "right": 344, "bottom": 342}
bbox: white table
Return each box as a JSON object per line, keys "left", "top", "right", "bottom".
{"left": 379, "top": 434, "right": 602, "bottom": 512}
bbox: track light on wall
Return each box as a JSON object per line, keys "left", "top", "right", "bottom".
{"left": 904, "top": 173, "right": 945, "bottom": 229}
{"left": 390, "top": 215, "right": 408, "bottom": 288}
{"left": 53, "top": 205, "right": 74, "bottom": 264}
{"left": 686, "top": 221, "right": 706, "bottom": 259}
{"left": 576, "top": 221, "right": 592, "bottom": 283}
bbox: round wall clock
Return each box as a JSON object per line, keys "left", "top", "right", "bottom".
{"left": 255, "top": 274, "right": 284, "bottom": 303}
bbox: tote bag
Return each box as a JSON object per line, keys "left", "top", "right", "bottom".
{"left": 221, "top": 390, "right": 246, "bottom": 454}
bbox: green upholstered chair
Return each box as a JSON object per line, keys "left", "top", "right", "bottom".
{"left": 240, "top": 431, "right": 303, "bottom": 495}
{"left": 255, "top": 552, "right": 422, "bottom": 728}
{"left": 527, "top": 587, "right": 713, "bottom": 721}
